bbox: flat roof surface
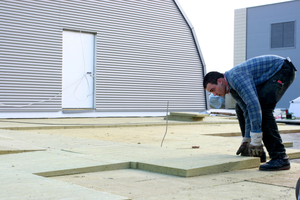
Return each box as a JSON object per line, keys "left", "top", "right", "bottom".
{"left": 1, "top": 116, "right": 300, "bottom": 199}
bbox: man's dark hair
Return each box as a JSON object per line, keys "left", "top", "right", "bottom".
{"left": 203, "top": 71, "right": 224, "bottom": 89}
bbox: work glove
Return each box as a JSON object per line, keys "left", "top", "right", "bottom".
{"left": 249, "top": 132, "right": 263, "bottom": 157}
{"left": 236, "top": 137, "right": 250, "bottom": 156}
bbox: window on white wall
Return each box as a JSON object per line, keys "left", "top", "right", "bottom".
{"left": 271, "top": 21, "right": 295, "bottom": 48}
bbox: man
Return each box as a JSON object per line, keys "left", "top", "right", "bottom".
{"left": 203, "top": 55, "right": 297, "bottom": 171}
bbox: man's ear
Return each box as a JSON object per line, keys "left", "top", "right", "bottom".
{"left": 217, "top": 78, "right": 223, "bottom": 84}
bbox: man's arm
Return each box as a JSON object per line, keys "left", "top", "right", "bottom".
{"left": 230, "top": 91, "right": 251, "bottom": 138}
{"left": 231, "top": 74, "right": 262, "bottom": 133}
{"left": 229, "top": 74, "right": 264, "bottom": 157}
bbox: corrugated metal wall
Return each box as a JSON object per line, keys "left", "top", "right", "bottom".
{"left": 0, "top": 0, "right": 206, "bottom": 114}
{"left": 0, "top": 0, "right": 62, "bottom": 112}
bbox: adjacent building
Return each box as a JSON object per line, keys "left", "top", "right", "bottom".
{"left": 234, "top": 0, "right": 300, "bottom": 108}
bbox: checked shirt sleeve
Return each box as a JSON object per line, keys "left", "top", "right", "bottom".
{"left": 229, "top": 73, "right": 262, "bottom": 135}
{"left": 230, "top": 92, "right": 252, "bottom": 138}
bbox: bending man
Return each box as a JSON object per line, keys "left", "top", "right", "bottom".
{"left": 203, "top": 55, "right": 296, "bottom": 171}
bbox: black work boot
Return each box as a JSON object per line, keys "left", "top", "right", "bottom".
{"left": 259, "top": 156, "right": 290, "bottom": 171}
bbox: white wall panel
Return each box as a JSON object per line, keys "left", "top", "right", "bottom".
{"left": 234, "top": 8, "right": 247, "bottom": 66}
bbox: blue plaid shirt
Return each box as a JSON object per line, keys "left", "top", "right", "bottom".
{"left": 224, "top": 55, "right": 285, "bottom": 138}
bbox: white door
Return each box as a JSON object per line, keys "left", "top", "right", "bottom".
{"left": 62, "top": 31, "right": 95, "bottom": 109}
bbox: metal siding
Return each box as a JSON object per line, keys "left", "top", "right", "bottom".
{"left": 0, "top": 0, "right": 205, "bottom": 114}
{"left": 0, "top": 0, "right": 62, "bottom": 112}
{"left": 96, "top": 0, "right": 205, "bottom": 112}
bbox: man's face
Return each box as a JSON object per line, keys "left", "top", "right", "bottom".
{"left": 205, "top": 78, "right": 226, "bottom": 97}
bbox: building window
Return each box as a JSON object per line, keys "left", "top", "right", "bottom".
{"left": 271, "top": 21, "right": 295, "bottom": 48}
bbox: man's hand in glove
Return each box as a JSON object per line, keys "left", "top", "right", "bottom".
{"left": 249, "top": 131, "right": 263, "bottom": 157}
{"left": 236, "top": 137, "right": 250, "bottom": 156}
